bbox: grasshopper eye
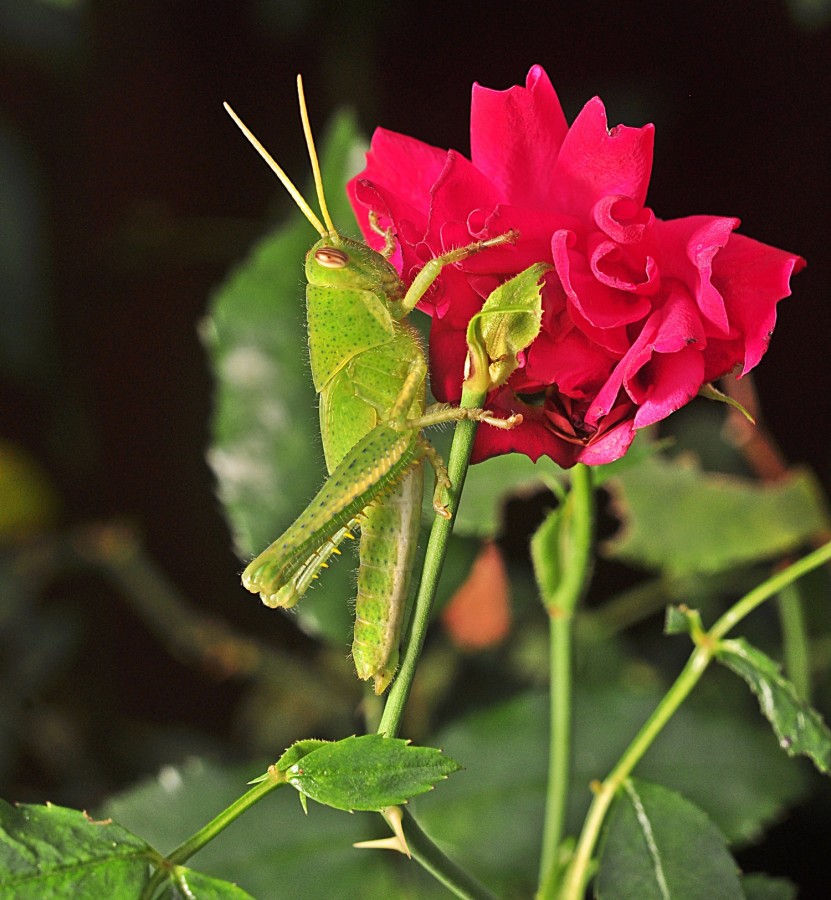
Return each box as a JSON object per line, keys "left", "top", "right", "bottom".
{"left": 315, "top": 247, "right": 349, "bottom": 269}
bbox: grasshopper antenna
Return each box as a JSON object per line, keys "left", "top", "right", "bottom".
{"left": 223, "top": 100, "right": 327, "bottom": 238}
{"left": 296, "top": 74, "right": 337, "bottom": 237}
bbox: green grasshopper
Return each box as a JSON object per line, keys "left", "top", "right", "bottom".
{"left": 225, "top": 77, "right": 522, "bottom": 693}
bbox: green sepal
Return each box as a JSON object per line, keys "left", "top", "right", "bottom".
{"left": 716, "top": 637, "right": 831, "bottom": 775}
{"left": 698, "top": 382, "right": 756, "bottom": 423}
{"left": 464, "top": 262, "right": 548, "bottom": 394}
{"left": 247, "top": 739, "right": 330, "bottom": 784}
{"left": 664, "top": 604, "right": 704, "bottom": 637}
{"left": 283, "top": 734, "right": 461, "bottom": 811}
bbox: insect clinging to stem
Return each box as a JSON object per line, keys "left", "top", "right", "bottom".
{"left": 224, "top": 75, "right": 523, "bottom": 694}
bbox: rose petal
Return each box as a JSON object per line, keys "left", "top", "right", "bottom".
{"left": 525, "top": 324, "right": 616, "bottom": 398}
{"left": 358, "top": 127, "right": 446, "bottom": 213}
{"left": 470, "top": 65, "right": 569, "bottom": 208}
{"left": 552, "top": 230, "right": 651, "bottom": 334}
{"left": 631, "top": 346, "right": 704, "bottom": 427}
{"left": 550, "top": 97, "right": 655, "bottom": 216}
{"left": 713, "top": 231, "right": 806, "bottom": 374}
{"left": 426, "top": 150, "right": 502, "bottom": 246}
{"left": 577, "top": 418, "right": 636, "bottom": 465}
{"left": 349, "top": 178, "right": 426, "bottom": 274}
{"left": 593, "top": 195, "right": 654, "bottom": 244}
{"left": 654, "top": 215, "right": 739, "bottom": 335}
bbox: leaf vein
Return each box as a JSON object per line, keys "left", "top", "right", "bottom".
{"left": 624, "top": 780, "right": 671, "bottom": 900}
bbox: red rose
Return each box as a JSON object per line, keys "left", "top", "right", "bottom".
{"left": 348, "top": 66, "right": 805, "bottom": 467}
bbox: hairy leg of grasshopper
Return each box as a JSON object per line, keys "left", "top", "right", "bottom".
{"left": 380, "top": 354, "right": 522, "bottom": 433}
{"left": 418, "top": 438, "right": 453, "bottom": 519}
{"left": 242, "top": 426, "right": 422, "bottom": 608}
{"left": 397, "top": 231, "right": 519, "bottom": 315}
{"left": 400, "top": 403, "right": 523, "bottom": 432}
{"left": 367, "top": 210, "right": 397, "bottom": 260}
{"left": 353, "top": 466, "right": 423, "bottom": 694}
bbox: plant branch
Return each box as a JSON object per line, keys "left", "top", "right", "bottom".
{"left": 558, "top": 538, "right": 831, "bottom": 899}
{"left": 403, "top": 809, "right": 499, "bottom": 900}
{"left": 538, "top": 464, "right": 594, "bottom": 898}
{"left": 140, "top": 772, "right": 285, "bottom": 899}
{"left": 777, "top": 580, "right": 811, "bottom": 700}
{"left": 377, "top": 389, "right": 485, "bottom": 739}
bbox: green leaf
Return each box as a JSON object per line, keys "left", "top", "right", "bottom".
{"left": 167, "top": 869, "right": 256, "bottom": 899}
{"left": 604, "top": 454, "right": 830, "bottom": 576}
{"left": 740, "top": 873, "right": 798, "bottom": 900}
{"left": 465, "top": 262, "right": 547, "bottom": 391}
{"left": 716, "top": 637, "right": 831, "bottom": 775}
{"left": 0, "top": 800, "right": 154, "bottom": 898}
{"left": 245, "top": 739, "right": 330, "bottom": 785}
{"left": 205, "top": 111, "right": 367, "bottom": 646}
{"left": 102, "top": 759, "right": 445, "bottom": 899}
{"left": 530, "top": 503, "right": 566, "bottom": 608}
{"left": 595, "top": 779, "right": 744, "bottom": 899}
{"left": 275, "top": 738, "right": 330, "bottom": 772}
{"left": 413, "top": 678, "right": 804, "bottom": 894}
{"left": 285, "top": 734, "right": 460, "bottom": 811}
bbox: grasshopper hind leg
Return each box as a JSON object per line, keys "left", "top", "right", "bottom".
{"left": 352, "top": 466, "right": 423, "bottom": 693}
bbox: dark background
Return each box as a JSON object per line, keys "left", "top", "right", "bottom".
{"left": 1, "top": 0, "right": 829, "bottom": 891}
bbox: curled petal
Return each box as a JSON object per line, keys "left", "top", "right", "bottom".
{"left": 577, "top": 417, "right": 636, "bottom": 466}
{"left": 655, "top": 215, "right": 739, "bottom": 335}
{"left": 593, "top": 195, "right": 654, "bottom": 244}
{"left": 552, "top": 230, "right": 651, "bottom": 334}
{"left": 586, "top": 285, "right": 706, "bottom": 427}
{"left": 589, "top": 237, "right": 660, "bottom": 296}
{"left": 632, "top": 347, "right": 705, "bottom": 428}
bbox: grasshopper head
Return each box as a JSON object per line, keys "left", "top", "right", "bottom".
{"left": 305, "top": 234, "right": 402, "bottom": 296}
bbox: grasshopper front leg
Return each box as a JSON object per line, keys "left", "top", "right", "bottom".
{"left": 394, "top": 231, "right": 519, "bottom": 316}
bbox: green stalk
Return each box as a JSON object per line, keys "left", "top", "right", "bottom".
{"left": 140, "top": 774, "right": 285, "bottom": 899}
{"left": 377, "top": 388, "right": 485, "bottom": 739}
{"left": 776, "top": 581, "right": 811, "bottom": 699}
{"left": 374, "top": 388, "right": 501, "bottom": 898}
{"left": 538, "top": 464, "right": 595, "bottom": 898}
{"left": 558, "top": 538, "right": 831, "bottom": 899}
{"left": 402, "top": 809, "right": 499, "bottom": 900}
